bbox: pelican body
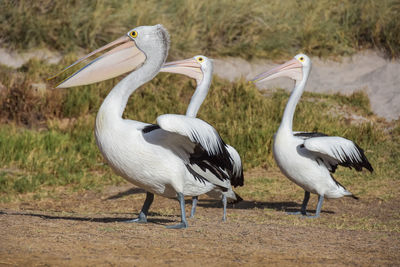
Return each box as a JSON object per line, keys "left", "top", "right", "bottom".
{"left": 52, "top": 25, "right": 237, "bottom": 228}
{"left": 160, "top": 55, "right": 244, "bottom": 221}
{"left": 252, "top": 54, "right": 373, "bottom": 217}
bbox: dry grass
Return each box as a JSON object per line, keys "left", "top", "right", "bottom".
{"left": 1, "top": 0, "right": 399, "bottom": 59}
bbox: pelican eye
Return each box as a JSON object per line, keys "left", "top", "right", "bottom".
{"left": 196, "top": 57, "right": 204, "bottom": 63}
{"left": 299, "top": 56, "right": 305, "bottom": 62}
{"left": 129, "top": 31, "right": 138, "bottom": 38}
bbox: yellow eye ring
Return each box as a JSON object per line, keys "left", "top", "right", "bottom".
{"left": 299, "top": 56, "right": 305, "bottom": 62}
{"left": 129, "top": 31, "right": 138, "bottom": 38}
{"left": 196, "top": 57, "right": 204, "bottom": 63}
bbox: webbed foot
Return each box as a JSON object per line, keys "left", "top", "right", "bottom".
{"left": 123, "top": 212, "right": 147, "bottom": 223}
{"left": 166, "top": 192, "right": 188, "bottom": 229}
{"left": 166, "top": 221, "right": 188, "bottom": 229}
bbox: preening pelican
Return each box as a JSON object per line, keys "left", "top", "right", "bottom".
{"left": 251, "top": 54, "right": 373, "bottom": 218}
{"left": 160, "top": 55, "right": 244, "bottom": 221}
{"left": 52, "top": 25, "right": 237, "bottom": 229}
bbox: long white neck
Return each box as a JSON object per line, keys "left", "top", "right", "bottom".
{"left": 97, "top": 50, "right": 165, "bottom": 126}
{"left": 278, "top": 67, "right": 310, "bottom": 133}
{"left": 185, "top": 70, "right": 212, "bottom": 118}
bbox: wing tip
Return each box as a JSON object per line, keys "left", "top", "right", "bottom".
{"left": 231, "top": 170, "right": 244, "bottom": 187}
{"left": 365, "top": 163, "right": 374, "bottom": 173}
{"left": 232, "top": 192, "right": 243, "bottom": 203}
{"left": 354, "top": 143, "right": 374, "bottom": 173}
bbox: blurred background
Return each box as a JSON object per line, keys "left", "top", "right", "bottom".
{"left": 2, "top": 0, "right": 399, "bottom": 58}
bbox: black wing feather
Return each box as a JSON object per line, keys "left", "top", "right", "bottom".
{"left": 185, "top": 144, "right": 233, "bottom": 189}
{"left": 332, "top": 143, "right": 373, "bottom": 172}
{"left": 232, "top": 168, "right": 244, "bottom": 187}
{"left": 142, "top": 124, "right": 160, "bottom": 133}
{"left": 299, "top": 132, "right": 373, "bottom": 173}
{"left": 294, "top": 132, "right": 328, "bottom": 139}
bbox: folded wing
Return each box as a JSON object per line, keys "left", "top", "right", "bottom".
{"left": 302, "top": 135, "right": 373, "bottom": 173}
{"left": 226, "top": 145, "right": 244, "bottom": 187}
{"left": 156, "top": 114, "right": 234, "bottom": 189}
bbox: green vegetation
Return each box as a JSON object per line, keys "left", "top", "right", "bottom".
{"left": 0, "top": 58, "right": 398, "bottom": 201}
{"left": 1, "top": 0, "right": 399, "bottom": 59}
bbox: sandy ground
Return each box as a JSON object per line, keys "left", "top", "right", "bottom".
{"left": 0, "top": 48, "right": 398, "bottom": 121}
{"left": 1, "top": 169, "right": 399, "bottom": 266}
{"left": 0, "top": 48, "right": 62, "bottom": 68}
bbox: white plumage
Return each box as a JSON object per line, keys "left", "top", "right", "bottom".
{"left": 157, "top": 114, "right": 226, "bottom": 156}
{"left": 304, "top": 137, "right": 364, "bottom": 165}
{"left": 160, "top": 55, "right": 244, "bottom": 221}
{"left": 53, "top": 25, "right": 238, "bottom": 228}
{"left": 252, "top": 54, "right": 373, "bottom": 217}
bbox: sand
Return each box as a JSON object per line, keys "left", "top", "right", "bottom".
{"left": 0, "top": 48, "right": 398, "bottom": 121}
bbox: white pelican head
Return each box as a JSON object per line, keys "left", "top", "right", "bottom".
{"left": 159, "top": 55, "right": 213, "bottom": 117}
{"left": 160, "top": 55, "right": 213, "bottom": 85}
{"left": 51, "top": 24, "right": 170, "bottom": 88}
{"left": 251, "top": 54, "right": 311, "bottom": 84}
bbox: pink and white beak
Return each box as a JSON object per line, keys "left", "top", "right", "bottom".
{"left": 160, "top": 58, "right": 203, "bottom": 84}
{"left": 251, "top": 58, "right": 303, "bottom": 84}
{"left": 50, "top": 35, "right": 146, "bottom": 88}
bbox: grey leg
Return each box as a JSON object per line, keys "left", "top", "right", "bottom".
{"left": 222, "top": 194, "right": 227, "bottom": 222}
{"left": 190, "top": 196, "right": 198, "bottom": 218}
{"left": 124, "top": 192, "right": 154, "bottom": 223}
{"left": 287, "top": 191, "right": 310, "bottom": 216}
{"left": 166, "top": 192, "right": 188, "bottom": 229}
{"left": 306, "top": 195, "right": 324, "bottom": 218}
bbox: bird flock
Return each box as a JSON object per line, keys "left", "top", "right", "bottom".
{"left": 51, "top": 25, "right": 373, "bottom": 229}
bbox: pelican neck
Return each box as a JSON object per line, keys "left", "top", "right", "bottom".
{"left": 278, "top": 67, "right": 310, "bottom": 134}
{"left": 96, "top": 50, "right": 165, "bottom": 126}
{"left": 185, "top": 70, "right": 212, "bottom": 118}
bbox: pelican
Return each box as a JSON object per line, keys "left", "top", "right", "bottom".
{"left": 251, "top": 54, "right": 373, "bottom": 218}
{"left": 51, "top": 25, "right": 237, "bottom": 229}
{"left": 160, "top": 55, "right": 244, "bottom": 221}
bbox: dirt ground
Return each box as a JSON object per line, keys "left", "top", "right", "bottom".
{"left": 1, "top": 170, "right": 399, "bottom": 266}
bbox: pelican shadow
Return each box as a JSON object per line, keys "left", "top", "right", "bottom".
{"left": 196, "top": 199, "right": 335, "bottom": 214}
{"left": 106, "top": 187, "right": 146, "bottom": 200}
{"left": 0, "top": 210, "right": 175, "bottom": 225}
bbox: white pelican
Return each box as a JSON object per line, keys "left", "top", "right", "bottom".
{"left": 251, "top": 54, "right": 373, "bottom": 218}
{"left": 52, "top": 25, "right": 237, "bottom": 229}
{"left": 160, "top": 55, "right": 244, "bottom": 221}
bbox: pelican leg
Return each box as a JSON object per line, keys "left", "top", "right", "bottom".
{"left": 124, "top": 192, "right": 154, "bottom": 223}
{"left": 306, "top": 195, "right": 324, "bottom": 218}
{"left": 190, "top": 196, "right": 198, "bottom": 218}
{"left": 287, "top": 191, "right": 310, "bottom": 216}
{"left": 222, "top": 194, "right": 227, "bottom": 222}
{"left": 166, "top": 192, "right": 188, "bottom": 229}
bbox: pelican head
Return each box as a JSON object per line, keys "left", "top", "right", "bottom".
{"left": 160, "top": 55, "right": 213, "bottom": 85}
{"left": 251, "top": 54, "right": 311, "bottom": 84}
{"left": 51, "top": 24, "right": 170, "bottom": 88}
